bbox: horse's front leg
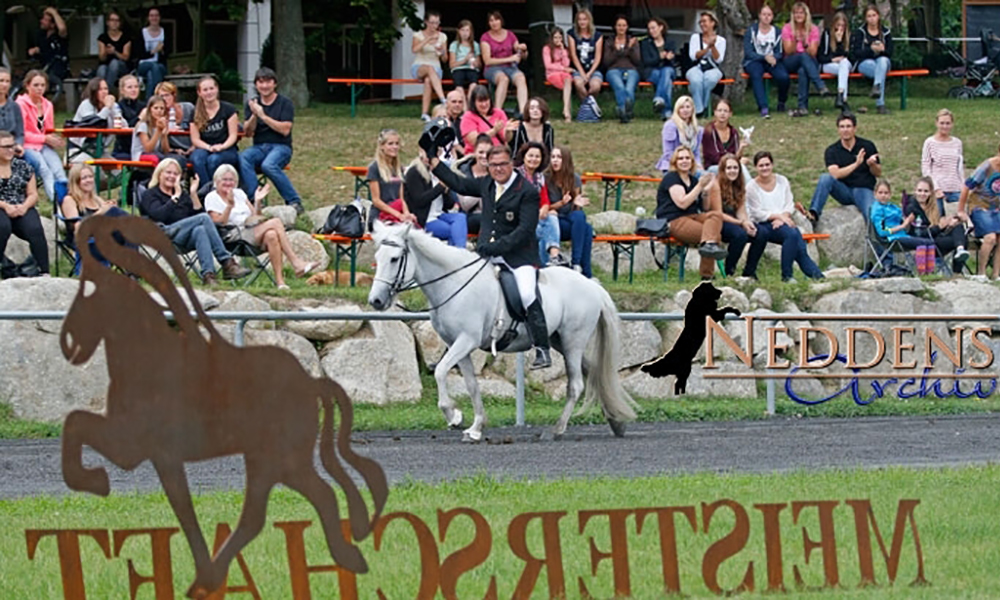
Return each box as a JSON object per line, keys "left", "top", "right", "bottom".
{"left": 62, "top": 410, "right": 146, "bottom": 496}
{"left": 456, "top": 354, "right": 486, "bottom": 443}
{"left": 152, "top": 459, "right": 212, "bottom": 599}
{"left": 434, "top": 333, "right": 479, "bottom": 432}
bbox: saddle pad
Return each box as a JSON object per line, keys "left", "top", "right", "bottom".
{"left": 498, "top": 268, "right": 526, "bottom": 321}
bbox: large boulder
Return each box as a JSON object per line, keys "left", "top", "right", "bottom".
{"left": 590, "top": 211, "right": 637, "bottom": 235}
{"left": 619, "top": 320, "right": 665, "bottom": 369}
{"left": 148, "top": 287, "right": 220, "bottom": 312}
{"left": 320, "top": 318, "right": 422, "bottom": 404}
{"left": 286, "top": 230, "right": 330, "bottom": 272}
{"left": 307, "top": 205, "right": 336, "bottom": 233}
{"left": 445, "top": 374, "right": 516, "bottom": 400}
{"left": 211, "top": 290, "right": 272, "bottom": 329}
{"left": 0, "top": 278, "right": 109, "bottom": 422}
{"left": 815, "top": 208, "right": 866, "bottom": 267}
{"left": 592, "top": 239, "right": 659, "bottom": 277}
{"left": 240, "top": 328, "right": 322, "bottom": 378}
{"left": 262, "top": 205, "right": 298, "bottom": 229}
{"left": 930, "top": 280, "right": 1000, "bottom": 317}
{"left": 283, "top": 303, "right": 366, "bottom": 342}
{"left": 621, "top": 362, "right": 758, "bottom": 399}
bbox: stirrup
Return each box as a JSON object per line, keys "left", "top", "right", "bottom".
{"left": 530, "top": 347, "right": 552, "bottom": 370}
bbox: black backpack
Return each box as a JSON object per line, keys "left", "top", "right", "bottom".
{"left": 318, "top": 204, "right": 364, "bottom": 238}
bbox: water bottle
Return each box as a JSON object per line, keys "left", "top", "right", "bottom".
{"left": 112, "top": 103, "right": 124, "bottom": 128}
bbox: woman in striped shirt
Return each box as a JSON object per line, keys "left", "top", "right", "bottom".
{"left": 921, "top": 108, "right": 964, "bottom": 213}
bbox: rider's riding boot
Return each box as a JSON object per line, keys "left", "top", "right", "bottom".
{"left": 525, "top": 299, "right": 552, "bottom": 369}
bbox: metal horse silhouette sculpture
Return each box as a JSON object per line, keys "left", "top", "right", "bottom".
{"left": 59, "top": 216, "right": 388, "bottom": 599}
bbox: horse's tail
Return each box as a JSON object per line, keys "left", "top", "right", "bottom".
{"left": 318, "top": 377, "right": 388, "bottom": 542}
{"left": 580, "top": 287, "right": 638, "bottom": 423}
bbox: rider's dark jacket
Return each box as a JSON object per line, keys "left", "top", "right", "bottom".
{"left": 433, "top": 163, "right": 540, "bottom": 268}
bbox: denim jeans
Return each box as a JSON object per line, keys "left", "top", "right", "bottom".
{"left": 745, "top": 221, "right": 823, "bottom": 279}
{"left": 605, "top": 68, "right": 639, "bottom": 112}
{"left": 239, "top": 143, "right": 301, "bottom": 206}
{"left": 163, "top": 213, "right": 232, "bottom": 277}
{"left": 821, "top": 59, "right": 852, "bottom": 94}
{"left": 138, "top": 61, "right": 167, "bottom": 100}
{"left": 191, "top": 147, "right": 240, "bottom": 188}
{"left": 783, "top": 53, "right": 826, "bottom": 109}
{"left": 744, "top": 58, "right": 790, "bottom": 111}
{"left": 96, "top": 58, "right": 128, "bottom": 89}
{"left": 809, "top": 174, "right": 875, "bottom": 222}
{"left": 24, "top": 146, "right": 68, "bottom": 201}
{"left": 858, "top": 56, "right": 891, "bottom": 106}
{"left": 536, "top": 213, "right": 561, "bottom": 264}
{"left": 558, "top": 210, "right": 593, "bottom": 277}
{"left": 684, "top": 66, "right": 723, "bottom": 115}
{"left": 720, "top": 221, "right": 749, "bottom": 276}
{"left": 646, "top": 66, "right": 675, "bottom": 116}
{"left": 425, "top": 212, "right": 468, "bottom": 248}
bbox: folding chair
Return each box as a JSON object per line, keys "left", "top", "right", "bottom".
{"left": 865, "top": 218, "right": 915, "bottom": 276}
{"left": 901, "top": 192, "right": 954, "bottom": 277}
{"left": 52, "top": 194, "right": 80, "bottom": 277}
{"left": 224, "top": 237, "right": 274, "bottom": 287}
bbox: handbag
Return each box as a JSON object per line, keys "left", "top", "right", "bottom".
{"left": 698, "top": 34, "right": 722, "bottom": 73}
{"left": 217, "top": 225, "right": 241, "bottom": 244}
{"left": 635, "top": 218, "right": 669, "bottom": 238}
{"left": 319, "top": 203, "right": 365, "bottom": 238}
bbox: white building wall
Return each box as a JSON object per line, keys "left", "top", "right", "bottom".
{"left": 237, "top": 0, "right": 272, "bottom": 104}
{"left": 391, "top": 0, "right": 424, "bottom": 99}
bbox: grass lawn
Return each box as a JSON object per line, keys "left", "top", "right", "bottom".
{"left": 2, "top": 465, "right": 997, "bottom": 598}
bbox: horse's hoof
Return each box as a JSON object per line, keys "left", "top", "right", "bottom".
{"left": 608, "top": 419, "right": 627, "bottom": 438}
{"left": 448, "top": 409, "right": 464, "bottom": 429}
{"left": 539, "top": 430, "right": 563, "bottom": 442}
{"left": 461, "top": 429, "right": 482, "bottom": 443}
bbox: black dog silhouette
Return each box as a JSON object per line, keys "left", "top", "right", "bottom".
{"left": 641, "top": 282, "right": 742, "bottom": 394}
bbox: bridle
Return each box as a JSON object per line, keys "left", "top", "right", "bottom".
{"left": 374, "top": 236, "right": 489, "bottom": 312}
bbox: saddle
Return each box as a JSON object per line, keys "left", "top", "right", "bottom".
{"left": 491, "top": 264, "right": 541, "bottom": 354}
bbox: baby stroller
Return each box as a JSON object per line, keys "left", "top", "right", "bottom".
{"left": 942, "top": 29, "right": 1000, "bottom": 99}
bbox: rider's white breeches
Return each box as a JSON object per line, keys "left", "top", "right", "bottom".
{"left": 514, "top": 265, "right": 537, "bottom": 307}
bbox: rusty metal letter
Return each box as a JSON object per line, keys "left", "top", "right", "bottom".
{"left": 634, "top": 506, "right": 698, "bottom": 594}
{"left": 112, "top": 528, "right": 179, "bottom": 600}
{"left": 508, "top": 511, "right": 567, "bottom": 599}
{"left": 577, "top": 508, "right": 635, "bottom": 598}
{"left": 792, "top": 501, "right": 840, "bottom": 588}
{"left": 753, "top": 503, "right": 788, "bottom": 592}
{"left": 437, "top": 508, "right": 497, "bottom": 600}
{"left": 701, "top": 500, "right": 754, "bottom": 594}
{"left": 845, "top": 499, "right": 927, "bottom": 587}
{"left": 274, "top": 520, "right": 358, "bottom": 600}
{"left": 373, "top": 512, "right": 441, "bottom": 600}
{"left": 25, "top": 529, "right": 111, "bottom": 600}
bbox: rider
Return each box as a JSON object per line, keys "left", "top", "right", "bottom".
{"left": 430, "top": 144, "right": 551, "bottom": 369}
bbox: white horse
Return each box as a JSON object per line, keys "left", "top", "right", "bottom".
{"left": 367, "top": 221, "right": 637, "bottom": 442}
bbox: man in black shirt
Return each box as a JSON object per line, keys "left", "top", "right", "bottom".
{"left": 808, "top": 112, "right": 882, "bottom": 223}
{"left": 27, "top": 7, "right": 69, "bottom": 98}
{"left": 238, "top": 68, "right": 304, "bottom": 214}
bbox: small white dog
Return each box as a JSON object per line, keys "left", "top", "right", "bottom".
{"left": 739, "top": 125, "right": 754, "bottom": 146}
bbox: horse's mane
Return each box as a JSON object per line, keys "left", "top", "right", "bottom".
{"left": 78, "top": 216, "right": 219, "bottom": 340}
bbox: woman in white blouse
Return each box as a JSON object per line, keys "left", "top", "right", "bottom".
{"left": 204, "top": 164, "right": 317, "bottom": 289}
{"left": 745, "top": 150, "right": 824, "bottom": 281}
{"left": 686, "top": 11, "right": 726, "bottom": 118}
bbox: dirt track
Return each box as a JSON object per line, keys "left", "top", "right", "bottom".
{"left": 1, "top": 413, "right": 998, "bottom": 499}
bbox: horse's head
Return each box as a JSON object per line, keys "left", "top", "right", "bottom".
{"left": 61, "top": 263, "right": 108, "bottom": 366}
{"left": 368, "top": 220, "right": 416, "bottom": 311}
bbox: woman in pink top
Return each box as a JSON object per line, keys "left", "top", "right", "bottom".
{"left": 16, "top": 69, "right": 67, "bottom": 202}
{"left": 781, "top": 1, "right": 829, "bottom": 117}
{"left": 480, "top": 11, "right": 528, "bottom": 115}
{"left": 458, "top": 86, "right": 511, "bottom": 154}
{"left": 922, "top": 108, "right": 964, "bottom": 210}
{"left": 543, "top": 28, "right": 574, "bottom": 122}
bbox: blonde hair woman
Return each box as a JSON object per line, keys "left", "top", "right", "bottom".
{"left": 655, "top": 146, "right": 723, "bottom": 280}
{"left": 61, "top": 163, "right": 127, "bottom": 225}
{"left": 656, "top": 95, "right": 702, "bottom": 173}
{"left": 366, "top": 129, "right": 416, "bottom": 224}
{"left": 781, "top": 1, "right": 829, "bottom": 117}
{"left": 921, "top": 109, "right": 964, "bottom": 210}
{"left": 819, "top": 12, "right": 853, "bottom": 110}
{"left": 204, "top": 164, "right": 316, "bottom": 289}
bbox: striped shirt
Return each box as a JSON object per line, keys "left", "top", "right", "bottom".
{"left": 921, "top": 136, "right": 964, "bottom": 193}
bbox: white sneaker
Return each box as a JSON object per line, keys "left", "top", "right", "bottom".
{"left": 955, "top": 247, "right": 970, "bottom": 261}
{"left": 589, "top": 95, "right": 602, "bottom": 118}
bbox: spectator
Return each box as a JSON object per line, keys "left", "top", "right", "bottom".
{"left": 655, "top": 147, "right": 725, "bottom": 280}
{"left": 706, "top": 153, "right": 753, "bottom": 277}
{"left": 113, "top": 75, "right": 143, "bottom": 159}
{"left": 367, "top": 128, "right": 416, "bottom": 225}
{"left": 205, "top": 165, "right": 315, "bottom": 289}
{"left": 640, "top": 17, "right": 678, "bottom": 121}
{"left": 870, "top": 179, "right": 941, "bottom": 262}
{"left": 509, "top": 97, "right": 554, "bottom": 159}
{"left": 404, "top": 149, "right": 467, "bottom": 247}
{"left": 239, "top": 68, "right": 304, "bottom": 214}
{"left": 459, "top": 85, "right": 510, "bottom": 155}
{"left": 568, "top": 9, "right": 604, "bottom": 120}
{"left": 957, "top": 143, "right": 1000, "bottom": 279}
{"left": 449, "top": 20, "right": 481, "bottom": 100}
{"left": 27, "top": 7, "right": 68, "bottom": 102}
{"left": 480, "top": 11, "right": 528, "bottom": 115}
{"left": 69, "top": 78, "right": 116, "bottom": 163}
{"left": 921, "top": 108, "right": 964, "bottom": 212}
{"left": 603, "top": 15, "right": 642, "bottom": 124}
{"left": 906, "top": 176, "right": 969, "bottom": 273}
{"left": 0, "top": 130, "right": 48, "bottom": 277}
{"left": 782, "top": 2, "right": 829, "bottom": 117}
{"left": 60, "top": 163, "right": 128, "bottom": 234}
{"left": 154, "top": 81, "right": 194, "bottom": 155}
{"left": 546, "top": 146, "right": 593, "bottom": 276}
{"left": 439, "top": 89, "right": 467, "bottom": 161}
{"left": 139, "top": 158, "right": 250, "bottom": 284}
{"left": 16, "top": 70, "right": 67, "bottom": 202}
{"left": 137, "top": 7, "right": 169, "bottom": 100}
{"left": 807, "top": 112, "right": 881, "bottom": 223}
{"left": 131, "top": 95, "right": 186, "bottom": 164}
{"left": 190, "top": 76, "right": 239, "bottom": 187}
{"left": 852, "top": 4, "right": 893, "bottom": 115}
{"left": 516, "top": 141, "right": 563, "bottom": 266}
{"left": 97, "top": 10, "right": 131, "bottom": 90}
{"left": 686, "top": 11, "right": 726, "bottom": 118}
{"left": 412, "top": 11, "right": 448, "bottom": 123}
{"left": 0, "top": 69, "right": 27, "bottom": 164}
{"left": 702, "top": 98, "right": 747, "bottom": 175}
{"left": 454, "top": 134, "right": 492, "bottom": 234}
{"left": 743, "top": 4, "right": 789, "bottom": 118}
{"left": 819, "top": 12, "right": 853, "bottom": 111}
{"left": 543, "top": 28, "right": 574, "bottom": 123}
{"left": 745, "top": 151, "right": 824, "bottom": 281}
{"left": 656, "top": 95, "right": 702, "bottom": 173}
